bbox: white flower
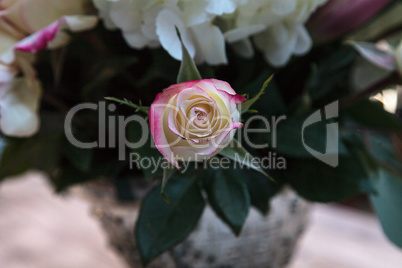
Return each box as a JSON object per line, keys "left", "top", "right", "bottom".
{"left": 224, "top": 0, "right": 328, "bottom": 66}
{"left": 94, "top": 0, "right": 230, "bottom": 65}
{"left": 94, "top": 0, "right": 326, "bottom": 66}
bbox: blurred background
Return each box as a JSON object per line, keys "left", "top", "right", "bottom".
{"left": 1, "top": 172, "right": 401, "bottom": 268}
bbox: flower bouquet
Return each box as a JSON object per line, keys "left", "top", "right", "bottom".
{"left": 0, "top": 0, "right": 401, "bottom": 267}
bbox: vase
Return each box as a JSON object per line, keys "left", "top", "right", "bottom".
{"left": 79, "top": 181, "right": 310, "bottom": 268}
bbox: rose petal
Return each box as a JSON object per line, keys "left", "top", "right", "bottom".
{"left": 3, "top": 0, "right": 88, "bottom": 34}
{"left": 14, "top": 16, "right": 98, "bottom": 55}
{"left": 0, "top": 72, "right": 41, "bottom": 137}
{"left": 150, "top": 81, "right": 198, "bottom": 168}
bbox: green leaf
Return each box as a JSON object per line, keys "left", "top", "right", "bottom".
{"left": 63, "top": 140, "right": 93, "bottom": 172}
{"left": 240, "top": 75, "right": 273, "bottom": 114}
{"left": 203, "top": 168, "right": 250, "bottom": 235}
{"left": 105, "top": 97, "right": 150, "bottom": 115}
{"left": 270, "top": 110, "right": 347, "bottom": 158}
{"left": 284, "top": 148, "right": 375, "bottom": 202}
{"left": 241, "top": 169, "right": 283, "bottom": 215}
{"left": 136, "top": 176, "right": 205, "bottom": 266}
{"left": 307, "top": 46, "right": 356, "bottom": 101}
{"left": 367, "top": 133, "right": 402, "bottom": 179}
{"left": 219, "top": 139, "right": 272, "bottom": 179}
{"left": 50, "top": 149, "right": 127, "bottom": 192}
{"left": 127, "top": 119, "right": 164, "bottom": 179}
{"left": 176, "top": 27, "right": 202, "bottom": 83}
{"left": 370, "top": 169, "right": 402, "bottom": 248}
{"left": 345, "top": 99, "right": 402, "bottom": 131}
{"left": 0, "top": 133, "right": 63, "bottom": 180}
{"left": 240, "top": 72, "right": 286, "bottom": 117}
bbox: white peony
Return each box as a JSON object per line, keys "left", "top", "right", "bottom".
{"left": 224, "top": 0, "right": 328, "bottom": 66}
{"left": 94, "top": 0, "right": 327, "bottom": 66}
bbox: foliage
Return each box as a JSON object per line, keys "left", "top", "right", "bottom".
{"left": 1, "top": 2, "right": 402, "bottom": 265}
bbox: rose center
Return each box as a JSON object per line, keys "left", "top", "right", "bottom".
{"left": 196, "top": 110, "right": 207, "bottom": 121}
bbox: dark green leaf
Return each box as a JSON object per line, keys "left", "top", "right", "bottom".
{"left": 345, "top": 99, "right": 402, "bottom": 131}
{"left": 241, "top": 169, "right": 283, "bottom": 215}
{"left": 136, "top": 176, "right": 205, "bottom": 266}
{"left": 307, "top": 47, "right": 356, "bottom": 100}
{"left": 370, "top": 169, "right": 402, "bottom": 248}
{"left": 63, "top": 141, "right": 93, "bottom": 172}
{"left": 127, "top": 119, "right": 164, "bottom": 179}
{"left": 284, "top": 142, "right": 375, "bottom": 202}
{"left": 368, "top": 133, "right": 402, "bottom": 179}
{"left": 203, "top": 168, "right": 250, "bottom": 235}
{"left": 50, "top": 149, "right": 127, "bottom": 192}
{"left": 220, "top": 139, "right": 271, "bottom": 178}
{"left": 0, "top": 133, "right": 63, "bottom": 180}
{"left": 176, "top": 27, "right": 202, "bottom": 83}
{"left": 271, "top": 110, "right": 347, "bottom": 158}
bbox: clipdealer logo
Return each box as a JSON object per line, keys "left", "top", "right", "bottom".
{"left": 301, "top": 101, "right": 339, "bottom": 167}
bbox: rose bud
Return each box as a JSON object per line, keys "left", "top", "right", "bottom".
{"left": 307, "top": 0, "right": 393, "bottom": 43}
{"left": 150, "top": 79, "right": 246, "bottom": 168}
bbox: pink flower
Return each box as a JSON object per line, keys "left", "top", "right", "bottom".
{"left": 0, "top": 0, "right": 89, "bottom": 35}
{"left": 150, "top": 79, "right": 246, "bottom": 168}
{"left": 0, "top": 0, "right": 98, "bottom": 137}
{"left": 307, "top": 0, "right": 393, "bottom": 43}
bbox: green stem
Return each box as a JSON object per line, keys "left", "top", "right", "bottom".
{"left": 339, "top": 72, "right": 401, "bottom": 109}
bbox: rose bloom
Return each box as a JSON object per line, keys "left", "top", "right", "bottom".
{"left": 0, "top": 0, "right": 95, "bottom": 137}
{"left": 150, "top": 79, "right": 246, "bottom": 168}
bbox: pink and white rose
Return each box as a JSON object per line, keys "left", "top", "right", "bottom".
{"left": 0, "top": 0, "right": 97, "bottom": 137}
{"left": 150, "top": 79, "right": 246, "bottom": 168}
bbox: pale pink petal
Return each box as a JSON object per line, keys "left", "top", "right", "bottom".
{"left": 149, "top": 81, "right": 198, "bottom": 168}
{"left": 348, "top": 41, "right": 396, "bottom": 71}
{"left": 14, "top": 16, "right": 98, "bottom": 54}
{"left": 0, "top": 68, "right": 41, "bottom": 137}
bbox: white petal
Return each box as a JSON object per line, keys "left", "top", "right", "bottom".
{"left": 294, "top": 25, "right": 312, "bottom": 55}
{"left": 156, "top": 8, "right": 195, "bottom": 60}
{"left": 349, "top": 41, "right": 397, "bottom": 71}
{"left": 206, "top": 0, "right": 236, "bottom": 15}
{"left": 92, "top": 0, "right": 116, "bottom": 28}
{"left": 191, "top": 23, "right": 227, "bottom": 65}
{"left": 0, "top": 75, "right": 41, "bottom": 137}
{"left": 224, "top": 24, "right": 266, "bottom": 43}
{"left": 271, "top": 0, "right": 297, "bottom": 16}
{"left": 352, "top": 57, "right": 391, "bottom": 91}
{"left": 254, "top": 23, "right": 297, "bottom": 67}
{"left": 182, "top": 1, "right": 212, "bottom": 27}
{"left": 141, "top": 5, "right": 163, "bottom": 41}
{"left": 123, "top": 31, "right": 149, "bottom": 49}
{"left": 109, "top": 0, "right": 142, "bottom": 32}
